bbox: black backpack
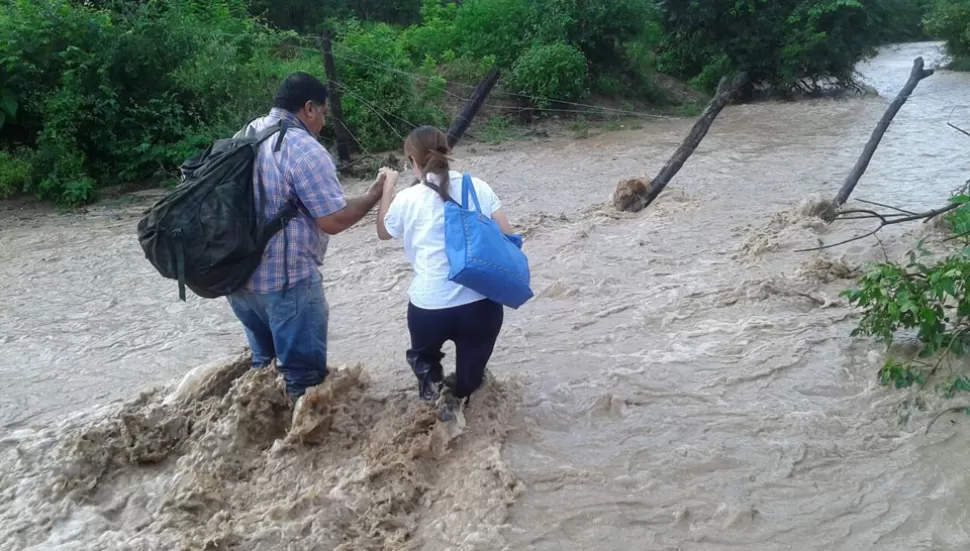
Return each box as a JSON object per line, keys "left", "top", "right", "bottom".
{"left": 137, "top": 121, "right": 298, "bottom": 301}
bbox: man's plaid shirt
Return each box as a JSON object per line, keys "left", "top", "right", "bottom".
{"left": 236, "top": 108, "right": 347, "bottom": 293}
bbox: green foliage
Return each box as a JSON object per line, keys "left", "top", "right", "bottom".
{"left": 402, "top": 0, "right": 666, "bottom": 105}
{"left": 0, "top": 88, "right": 16, "bottom": 131}
{"left": 659, "top": 0, "right": 887, "bottom": 93}
{"left": 245, "top": 0, "right": 424, "bottom": 32}
{"left": 879, "top": 358, "right": 927, "bottom": 388}
{"left": 842, "top": 195, "right": 970, "bottom": 389}
{"left": 0, "top": 0, "right": 934, "bottom": 205}
{"left": 480, "top": 116, "right": 521, "bottom": 144}
{"left": 0, "top": 0, "right": 441, "bottom": 205}
{"left": 437, "top": 55, "right": 497, "bottom": 83}
{"left": 0, "top": 149, "right": 31, "bottom": 199}
{"left": 534, "top": 0, "right": 663, "bottom": 75}
{"left": 401, "top": 0, "right": 537, "bottom": 68}
{"left": 0, "top": 0, "right": 276, "bottom": 205}
{"left": 508, "top": 43, "right": 589, "bottom": 107}
{"left": 451, "top": 0, "right": 539, "bottom": 67}
{"left": 875, "top": 0, "right": 936, "bottom": 43}
{"left": 925, "top": 0, "right": 970, "bottom": 68}
{"left": 333, "top": 21, "right": 447, "bottom": 151}
{"left": 400, "top": 0, "right": 460, "bottom": 63}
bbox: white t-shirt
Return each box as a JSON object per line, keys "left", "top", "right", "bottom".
{"left": 383, "top": 170, "right": 503, "bottom": 310}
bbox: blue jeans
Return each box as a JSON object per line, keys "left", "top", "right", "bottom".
{"left": 226, "top": 272, "right": 329, "bottom": 397}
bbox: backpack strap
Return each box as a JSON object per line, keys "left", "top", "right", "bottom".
{"left": 273, "top": 126, "right": 288, "bottom": 152}
{"left": 171, "top": 228, "right": 187, "bottom": 301}
{"left": 253, "top": 120, "right": 298, "bottom": 295}
{"left": 253, "top": 120, "right": 287, "bottom": 145}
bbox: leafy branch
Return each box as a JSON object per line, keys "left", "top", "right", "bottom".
{"left": 841, "top": 198, "right": 970, "bottom": 392}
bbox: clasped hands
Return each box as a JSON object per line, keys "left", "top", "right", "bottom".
{"left": 367, "top": 166, "right": 401, "bottom": 201}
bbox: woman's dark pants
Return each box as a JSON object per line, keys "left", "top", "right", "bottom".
{"left": 405, "top": 299, "right": 504, "bottom": 401}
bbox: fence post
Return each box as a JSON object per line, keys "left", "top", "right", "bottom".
{"left": 446, "top": 67, "right": 501, "bottom": 149}
{"left": 319, "top": 32, "right": 352, "bottom": 169}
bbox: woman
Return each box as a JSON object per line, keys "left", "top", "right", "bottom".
{"left": 376, "top": 126, "right": 513, "bottom": 405}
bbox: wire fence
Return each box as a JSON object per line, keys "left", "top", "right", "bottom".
{"left": 217, "top": 30, "right": 970, "bottom": 162}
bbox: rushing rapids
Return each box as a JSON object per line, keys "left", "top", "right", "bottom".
{"left": 2, "top": 41, "right": 969, "bottom": 550}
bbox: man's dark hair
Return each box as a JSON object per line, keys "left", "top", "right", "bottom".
{"left": 273, "top": 72, "right": 329, "bottom": 112}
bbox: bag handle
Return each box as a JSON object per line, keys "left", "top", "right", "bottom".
{"left": 424, "top": 173, "right": 483, "bottom": 213}
{"left": 461, "top": 173, "right": 483, "bottom": 212}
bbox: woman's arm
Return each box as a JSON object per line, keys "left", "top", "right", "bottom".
{"left": 474, "top": 179, "right": 513, "bottom": 235}
{"left": 491, "top": 209, "right": 513, "bottom": 235}
{"left": 376, "top": 168, "right": 399, "bottom": 241}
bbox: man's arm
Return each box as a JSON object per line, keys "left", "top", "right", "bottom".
{"left": 315, "top": 189, "right": 381, "bottom": 235}
{"left": 290, "top": 146, "right": 382, "bottom": 235}
{"left": 376, "top": 168, "right": 399, "bottom": 241}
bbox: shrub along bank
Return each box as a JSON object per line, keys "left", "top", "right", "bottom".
{"left": 0, "top": 0, "right": 934, "bottom": 205}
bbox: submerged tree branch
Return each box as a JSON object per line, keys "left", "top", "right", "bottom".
{"left": 853, "top": 198, "right": 918, "bottom": 216}
{"left": 948, "top": 122, "right": 970, "bottom": 139}
{"left": 796, "top": 202, "right": 961, "bottom": 252}
{"left": 926, "top": 405, "right": 970, "bottom": 435}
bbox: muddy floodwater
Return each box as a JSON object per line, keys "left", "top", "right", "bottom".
{"left": 2, "top": 42, "right": 970, "bottom": 550}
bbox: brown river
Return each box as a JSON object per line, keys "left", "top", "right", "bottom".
{"left": 2, "top": 42, "right": 970, "bottom": 550}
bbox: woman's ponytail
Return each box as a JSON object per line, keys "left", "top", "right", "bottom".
{"left": 423, "top": 149, "right": 451, "bottom": 202}
{"left": 404, "top": 126, "right": 453, "bottom": 202}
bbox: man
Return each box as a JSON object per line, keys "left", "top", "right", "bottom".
{"left": 228, "top": 71, "right": 389, "bottom": 399}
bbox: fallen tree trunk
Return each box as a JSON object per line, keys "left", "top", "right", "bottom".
{"left": 406, "top": 68, "right": 500, "bottom": 187}
{"left": 447, "top": 67, "right": 501, "bottom": 149}
{"left": 612, "top": 72, "right": 749, "bottom": 213}
{"left": 821, "top": 57, "right": 934, "bottom": 222}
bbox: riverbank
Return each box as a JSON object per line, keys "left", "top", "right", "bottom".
{"left": 3, "top": 41, "right": 970, "bottom": 550}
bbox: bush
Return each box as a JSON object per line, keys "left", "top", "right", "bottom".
{"left": 925, "top": 0, "right": 970, "bottom": 67}
{"left": 400, "top": 0, "right": 460, "bottom": 64}
{"left": 508, "top": 43, "right": 589, "bottom": 108}
{"left": 450, "top": 0, "right": 539, "bottom": 67}
{"left": 843, "top": 194, "right": 970, "bottom": 389}
{"left": 659, "top": 0, "right": 886, "bottom": 93}
{"left": 0, "top": 0, "right": 447, "bottom": 205}
{"left": 246, "top": 0, "right": 424, "bottom": 32}
{"left": 876, "top": 0, "right": 936, "bottom": 43}
{"left": 535, "top": 0, "right": 662, "bottom": 73}
{"left": 333, "top": 20, "right": 447, "bottom": 152}
{"left": 0, "top": 0, "right": 282, "bottom": 205}
{"left": 402, "top": 0, "right": 664, "bottom": 89}
{"left": 0, "top": 149, "right": 31, "bottom": 199}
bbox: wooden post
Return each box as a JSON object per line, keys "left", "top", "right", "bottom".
{"left": 612, "top": 72, "right": 748, "bottom": 213}
{"left": 406, "top": 67, "right": 501, "bottom": 188}
{"left": 821, "top": 57, "right": 934, "bottom": 221}
{"left": 446, "top": 67, "right": 501, "bottom": 149}
{"left": 320, "top": 32, "right": 352, "bottom": 168}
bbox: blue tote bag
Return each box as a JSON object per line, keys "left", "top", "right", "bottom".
{"left": 430, "top": 174, "right": 534, "bottom": 309}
